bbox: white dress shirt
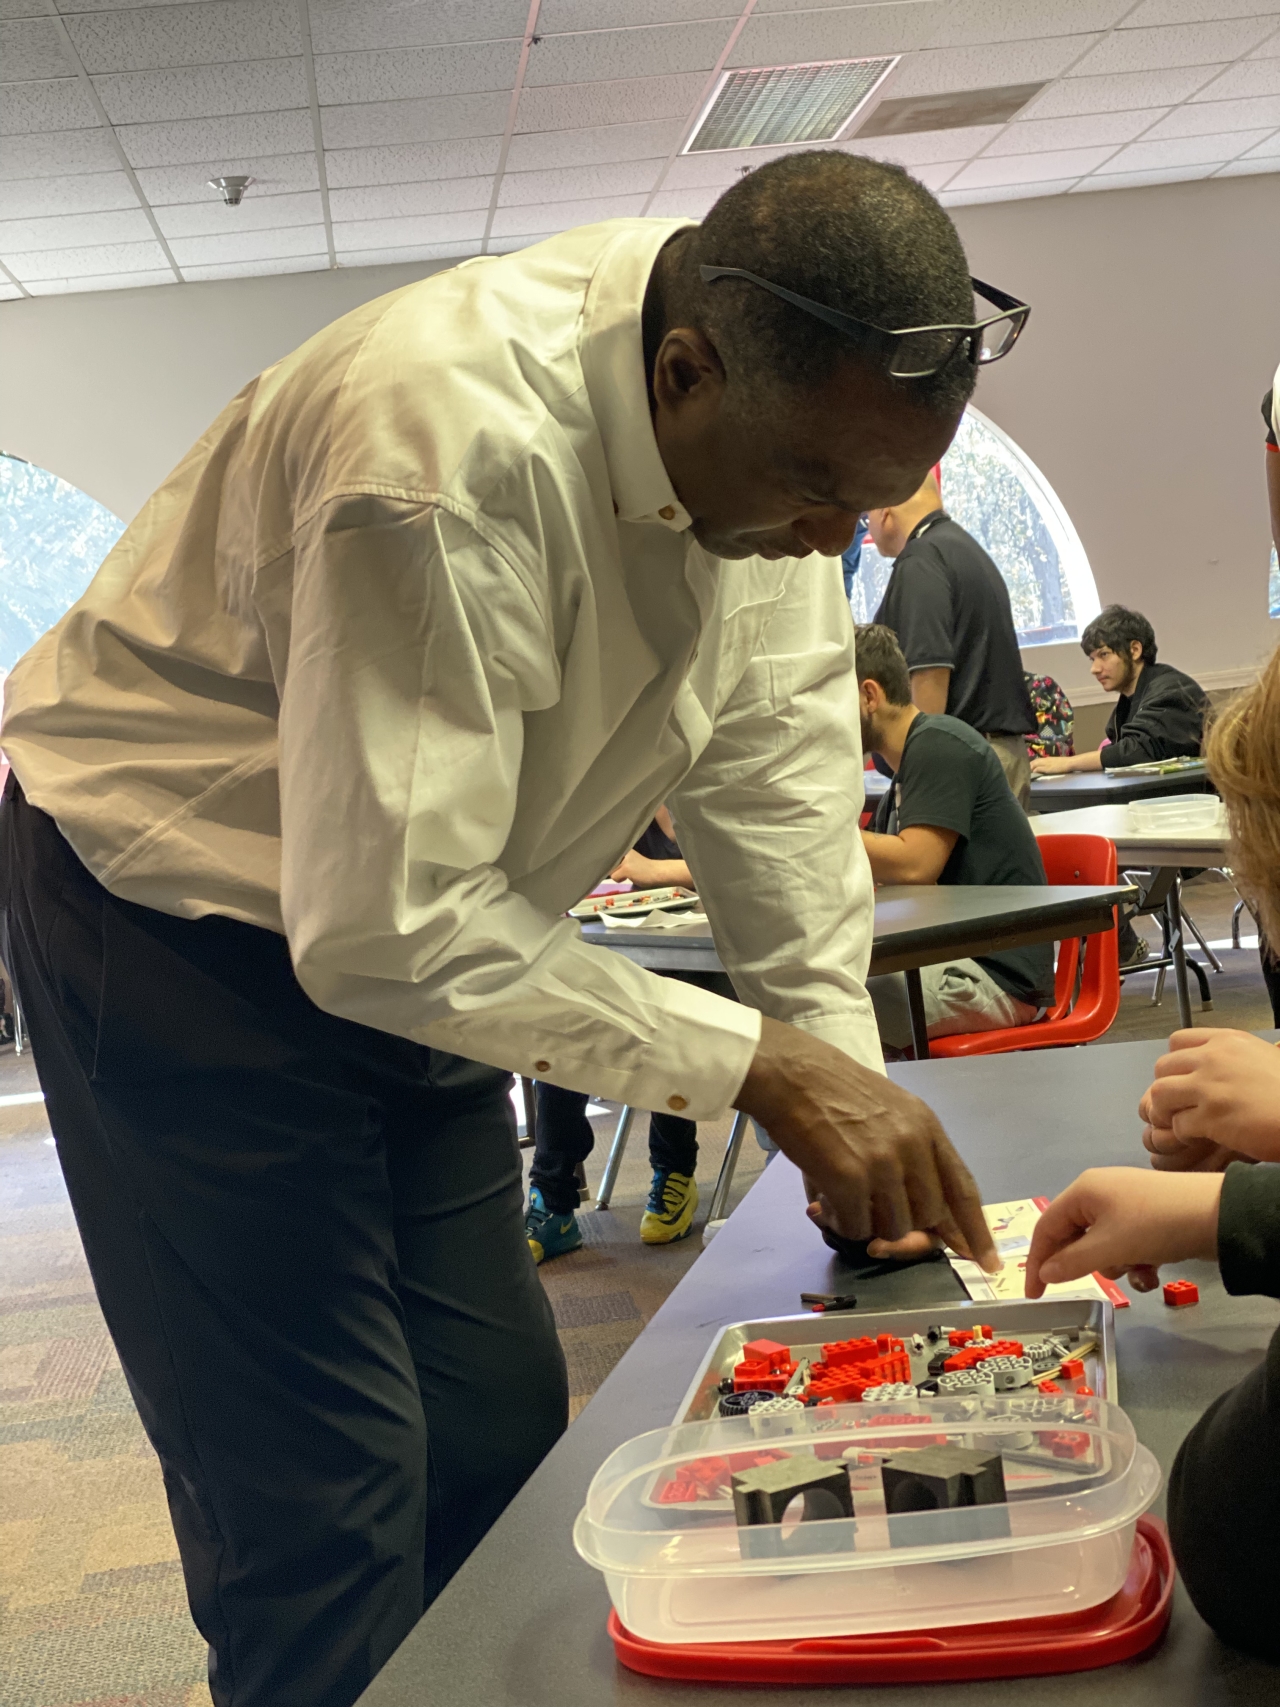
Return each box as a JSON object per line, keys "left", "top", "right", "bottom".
{"left": 2, "top": 217, "right": 881, "bottom": 1121}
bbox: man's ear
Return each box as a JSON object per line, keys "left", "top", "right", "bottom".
{"left": 651, "top": 326, "right": 727, "bottom": 418}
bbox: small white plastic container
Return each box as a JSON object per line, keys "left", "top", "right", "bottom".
{"left": 573, "top": 1397, "right": 1161, "bottom": 1646}
{"left": 1127, "top": 794, "right": 1224, "bottom": 835}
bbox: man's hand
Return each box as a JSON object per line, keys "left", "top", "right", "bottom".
{"left": 1139, "top": 1029, "right": 1280, "bottom": 1165}
{"left": 734, "top": 1016, "right": 999, "bottom": 1271}
{"left": 608, "top": 849, "right": 693, "bottom": 889}
{"left": 1030, "top": 754, "right": 1077, "bottom": 776}
{"left": 1025, "top": 1167, "right": 1222, "bottom": 1297}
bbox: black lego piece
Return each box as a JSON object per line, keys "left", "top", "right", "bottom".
{"left": 717, "top": 1389, "right": 775, "bottom": 1418}
{"left": 731, "top": 1451, "right": 855, "bottom": 1560}
{"left": 800, "top": 1291, "right": 858, "bottom": 1312}
{"left": 880, "top": 1444, "right": 1009, "bottom": 1548}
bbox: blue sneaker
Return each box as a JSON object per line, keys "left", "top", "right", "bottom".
{"left": 525, "top": 1186, "right": 583, "bottom": 1265}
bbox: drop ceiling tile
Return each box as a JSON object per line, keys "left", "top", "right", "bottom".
{"left": 136, "top": 152, "right": 319, "bottom": 204}
{"left": 0, "top": 77, "right": 98, "bottom": 134}
{"left": 1027, "top": 65, "right": 1224, "bottom": 115}
{"left": 926, "top": 0, "right": 1131, "bottom": 47}
{"left": 1125, "top": 0, "right": 1280, "bottom": 22}
{"left": 1190, "top": 57, "right": 1280, "bottom": 99}
{"left": 1249, "top": 26, "right": 1280, "bottom": 53}
{"left": 728, "top": 2, "right": 946, "bottom": 66}
{"left": 522, "top": 23, "right": 730, "bottom": 87}
{"left": 334, "top": 239, "right": 479, "bottom": 266}
{"left": 489, "top": 192, "right": 649, "bottom": 236}
{"left": 1072, "top": 19, "right": 1275, "bottom": 75}
{"left": 948, "top": 145, "right": 1120, "bottom": 188}
{"left": 0, "top": 205, "right": 155, "bottom": 251}
{"left": 154, "top": 189, "right": 324, "bottom": 239}
{"left": 330, "top": 210, "right": 489, "bottom": 249}
{"left": 0, "top": 18, "right": 73, "bottom": 82}
{"left": 645, "top": 185, "right": 733, "bottom": 219}
{"left": 507, "top": 118, "right": 686, "bottom": 172}
{"left": 1096, "top": 128, "right": 1272, "bottom": 169}
{"left": 903, "top": 160, "right": 969, "bottom": 191}
{"left": 498, "top": 159, "right": 663, "bottom": 206}
{"left": 315, "top": 41, "right": 522, "bottom": 105}
{"left": 328, "top": 179, "right": 493, "bottom": 221}
{"left": 1217, "top": 153, "right": 1280, "bottom": 174}
{"left": 7, "top": 238, "right": 170, "bottom": 278}
{"left": 311, "top": 0, "right": 528, "bottom": 53}
{"left": 0, "top": 281, "right": 23, "bottom": 300}
{"left": 167, "top": 223, "right": 329, "bottom": 266}
{"left": 1145, "top": 93, "right": 1280, "bottom": 134}
{"left": 325, "top": 138, "right": 502, "bottom": 188}
{"left": 856, "top": 123, "right": 1004, "bottom": 165}
{"left": 65, "top": 1, "right": 300, "bottom": 75}
{"left": 321, "top": 93, "right": 509, "bottom": 149}
{"left": 117, "top": 110, "right": 315, "bottom": 167}
{"left": 662, "top": 151, "right": 764, "bottom": 190}
{"left": 25, "top": 270, "right": 177, "bottom": 294}
{"left": 541, "top": 0, "right": 736, "bottom": 28}
{"left": 942, "top": 177, "right": 1082, "bottom": 205}
{"left": 1070, "top": 163, "right": 1216, "bottom": 189}
{"left": 982, "top": 109, "right": 1162, "bottom": 154}
{"left": 1241, "top": 126, "right": 1280, "bottom": 153}
{"left": 0, "top": 169, "right": 137, "bottom": 220}
{"left": 893, "top": 37, "right": 1097, "bottom": 100}
{"left": 93, "top": 58, "right": 309, "bottom": 126}
{"left": 1, "top": 0, "right": 49, "bottom": 17}
{"left": 182, "top": 255, "right": 329, "bottom": 281}
{"left": 516, "top": 72, "right": 708, "bottom": 132}
{"left": 0, "top": 126, "right": 119, "bottom": 177}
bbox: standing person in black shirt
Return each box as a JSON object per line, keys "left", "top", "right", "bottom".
{"left": 856, "top": 625, "right": 1053, "bottom": 1051}
{"left": 868, "top": 473, "right": 1036, "bottom": 808}
{"left": 1029, "top": 605, "right": 1206, "bottom": 776}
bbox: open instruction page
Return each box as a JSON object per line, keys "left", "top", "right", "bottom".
{"left": 948, "top": 1197, "right": 1130, "bottom": 1308}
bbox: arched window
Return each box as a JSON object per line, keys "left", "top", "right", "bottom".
{"left": 0, "top": 454, "right": 124, "bottom": 678}
{"left": 848, "top": 406, "right": 1100, "bottom": 648}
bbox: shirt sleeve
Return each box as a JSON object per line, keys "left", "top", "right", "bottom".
{"left": 1098, "top": 674, "right": 1205, "bottom": 768}
{"left": 878, "top": 552, "right": 956, "bottom": 674}
{"left": 1264, "top": 386, "right": 1278, "bottom": 449}
{"left": 1219, "top": 1161, "right": 1280, "bottom": 1300}
{"left": 893, "top": 724, "right": 979, "bottom": 841}
{"left": 276, "top": 494, "right": 761, "bottom": 1122}
{"left": 669, "top": 555, "right": 884, "bottom": 1075}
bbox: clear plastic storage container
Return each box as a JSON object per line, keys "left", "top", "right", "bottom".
{"left": 573, "top": 1397, "right": 1161, "bottom": 1646}
{"left": 1127, "top": 794, "right": 1224, "bottom": 834}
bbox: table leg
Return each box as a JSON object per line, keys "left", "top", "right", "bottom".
{"left": 904, "top": 969, "right": 930, "bottom": 1060}
{"left": 1166, "top": 876, "right": 1193, "bottom": 1029}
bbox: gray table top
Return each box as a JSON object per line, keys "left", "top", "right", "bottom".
{"left": 583, "top": 884, "right": 1130, "bottom": 977}
{"left": 1029, "top": 766, "right": 1213, "bottom": 813}
{"left": 358, "top": 1036, "right": 1280, "bottom": 1706}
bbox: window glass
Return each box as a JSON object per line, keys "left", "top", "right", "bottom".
{"left": 849, "top": 406, "right": 1100, "bottom": 648}
{"left": 1269, "top": 545, "right": 1279, "bottom": 620}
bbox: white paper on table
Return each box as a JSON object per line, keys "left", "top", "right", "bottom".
{"left": 948, "top": 1198, "right": 1129, "bottom": 1308}
{"left": 601, "top": 908, "right": 710, "bottom": 929}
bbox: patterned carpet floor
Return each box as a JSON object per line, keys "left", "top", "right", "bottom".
{"left": 0, "top": 875, "right": 1268, "bottom": 1703}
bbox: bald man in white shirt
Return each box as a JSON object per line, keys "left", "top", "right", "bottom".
{"left": 0, "top": 151, "right": 1025, "bottom": 1705}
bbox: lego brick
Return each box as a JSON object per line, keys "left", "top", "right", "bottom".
{"left": 1061, "top": 1357, "right": 1085, "bottom": 1380}
{"left": 742, "top": 1338, "right": 792, "bottom": 1369}
{"left": 750, "top": 1395, "right": 806, "bottom": 1437}
{"left": 1163, "top": 1279, "right": 1199, "bottom": 1308}
{"left": 732, "top": 1451, "right": 855, "bottom": 1559}
{"left": 880, "top": 1444, "right": 1009, "bottom": 1547}
{"left": 718, "top": 1389, "right": 776, "bottom": 1417}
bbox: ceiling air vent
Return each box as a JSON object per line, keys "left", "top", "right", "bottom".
{"left": 685, "top": 58, "right": 899, "bottom": 153}
{"left": 854, "top": 83, "right": 1045, "bottom": 138}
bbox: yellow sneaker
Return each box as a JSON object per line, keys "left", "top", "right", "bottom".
{"left": 640, "top": 1170, "right": 698, "bottom": 1244}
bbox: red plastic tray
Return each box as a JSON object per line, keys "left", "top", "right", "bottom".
{"left": 609, "top": 1516, "right": 1172, "bottom": 1685}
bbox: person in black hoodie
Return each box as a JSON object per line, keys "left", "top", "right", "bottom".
{"left": 1030, "top": 604, "right": 1206, "bottom": 777}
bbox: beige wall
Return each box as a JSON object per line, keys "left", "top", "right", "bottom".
{"left": 2, "top": 171, "right": 1277, "bottom": 714}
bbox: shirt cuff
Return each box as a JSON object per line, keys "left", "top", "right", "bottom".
{"left": 1218, "top": 1161, "right": 1280, "bottom": 1301}
{"left": 611, "top": 978, "right": 763, "bottom": 1122}
{"left": 786, "top": 1006, "right": 887, "bottom": 1078}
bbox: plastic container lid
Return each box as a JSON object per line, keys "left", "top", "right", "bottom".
{"left": 608, "top": 1516, "right": 1173, "bottom": 1684}
{"left": 573, "top": 1396, "right": 1162, "bottom": 1647}
{"left": 1127, "top": 794, "right": 1224, "bottom": 834}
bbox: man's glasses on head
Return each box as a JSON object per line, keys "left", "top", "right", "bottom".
{"left": 698, "top": 265, "right": 1029, "bottom": 381}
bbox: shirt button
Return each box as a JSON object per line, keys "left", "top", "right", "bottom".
{"left": 534, "top": 1059, "right": 551, "bottom": 1073}
{"left": 667, "top": 1094, "right": 689, "bottom": 1111}
{"left": 658, "top": 505, "right": 675, "bottom": 521}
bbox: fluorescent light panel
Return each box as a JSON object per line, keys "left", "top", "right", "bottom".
{"left": 685, "top": 58, "right": 899, "bottom": 155}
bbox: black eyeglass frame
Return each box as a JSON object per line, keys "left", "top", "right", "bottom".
{"left": 698, "top": 264, "right": 1030, "bottom": 379}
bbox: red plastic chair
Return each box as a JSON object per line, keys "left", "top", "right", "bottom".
{"left": 927, "top": 835, "right": 1121, "bottom": 1057}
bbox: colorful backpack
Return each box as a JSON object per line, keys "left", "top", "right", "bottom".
{"left": 1024, "top": 672, "right": 1074, "bottom": 758}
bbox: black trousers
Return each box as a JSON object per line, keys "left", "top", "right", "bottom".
{"left": 0, "top": 785, "right": 567, "bottom": 1707}
{"left": 530, "top": 1081, "right": 697, "bottom": 1214}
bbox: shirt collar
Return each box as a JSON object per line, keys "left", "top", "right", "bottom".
{"left": 579, "top": 218, "right": 696, "bottom": 534}
{"left": 905, "top": 508, "right": 948, "bottom": 546}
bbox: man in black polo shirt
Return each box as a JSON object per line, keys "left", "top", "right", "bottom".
{"left": 1029, "top": 605, "right": 1205, "bottom": 777}
{"left": 868, "top": 472, "right": 1036, "bottom": 808}
{"left": 856, "top": 624, "right": 1053, "bottom": 1051}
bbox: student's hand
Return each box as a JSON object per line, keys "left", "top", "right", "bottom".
{"left": 1138, "top": 1029, "right": 1280, "bottom": 1165}
{"left": 735, "top": 1017, "right": 1000, "bottom": 1271}
{"left": 1025, "top": 1167, "right": 1222, "bottom": 1296}
{"left": 1029, "top": 755, "right": 1071, "bottom": 776}
{"left": 609, "top": 850, "right": 671, "bottom": 888}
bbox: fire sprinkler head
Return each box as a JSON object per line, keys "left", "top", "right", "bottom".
{"left": 208, "top": 175, "right": 252, "bottom": 206}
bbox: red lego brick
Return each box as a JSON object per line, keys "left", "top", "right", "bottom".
{"left": 1061, "top": 1357, "right": 1085, "bottom": 1380}
{"left": 1077, "top": 1385, "right": 1095, "bottom": 1397}
{"left": 948, "top": 1329, "right": 975, "bottom": 1348}
{"left": 742, "top": 1338, "right": 791, "bottom": 1368}
{"left": 822, "top": 1336, "right": 879, "bottom": 1367}
{"left": 1048, "top": 1431, "right": 1090, "bottom": 1461}
{"left": 1163, "top": 1279, "right": 1199, "bottom": 1308}
{"left": 1037, "top": 1379, "right": 1064, "bottom": 1395}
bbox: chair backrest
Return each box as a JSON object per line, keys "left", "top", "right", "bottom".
{"left": 1036, "top": 832, "right": 1120, "bottom": 1021}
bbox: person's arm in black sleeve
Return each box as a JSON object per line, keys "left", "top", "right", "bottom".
{"left": 1167, "top": 1162, "right": 1280, "bottom": 1659}
{"left": 1098, "top": 675, "right": 1205, "bottom": 768}
{"left": 881, "top": 558, "right": 955, "bottom": 715}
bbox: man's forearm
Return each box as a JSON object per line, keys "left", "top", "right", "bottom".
{"left": 861, "top": 829, "right": 941, "bottom": 884}
{"left": 1032, "top": 750, "right": 1103, "bottom": 775}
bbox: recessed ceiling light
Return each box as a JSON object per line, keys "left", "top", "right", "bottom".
{"left": 685, "top": 58, "right": 900, "bottom": 154}
{"left": 855, "top": 83, "right": 1045, "bottom": 138}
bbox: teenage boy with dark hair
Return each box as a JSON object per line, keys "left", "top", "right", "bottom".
{"left": 1029, "top": 604, "right": 1206, "bottom": 777}
{"left": 856, "top": 624, "right": 1054, "bottom": 1050}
